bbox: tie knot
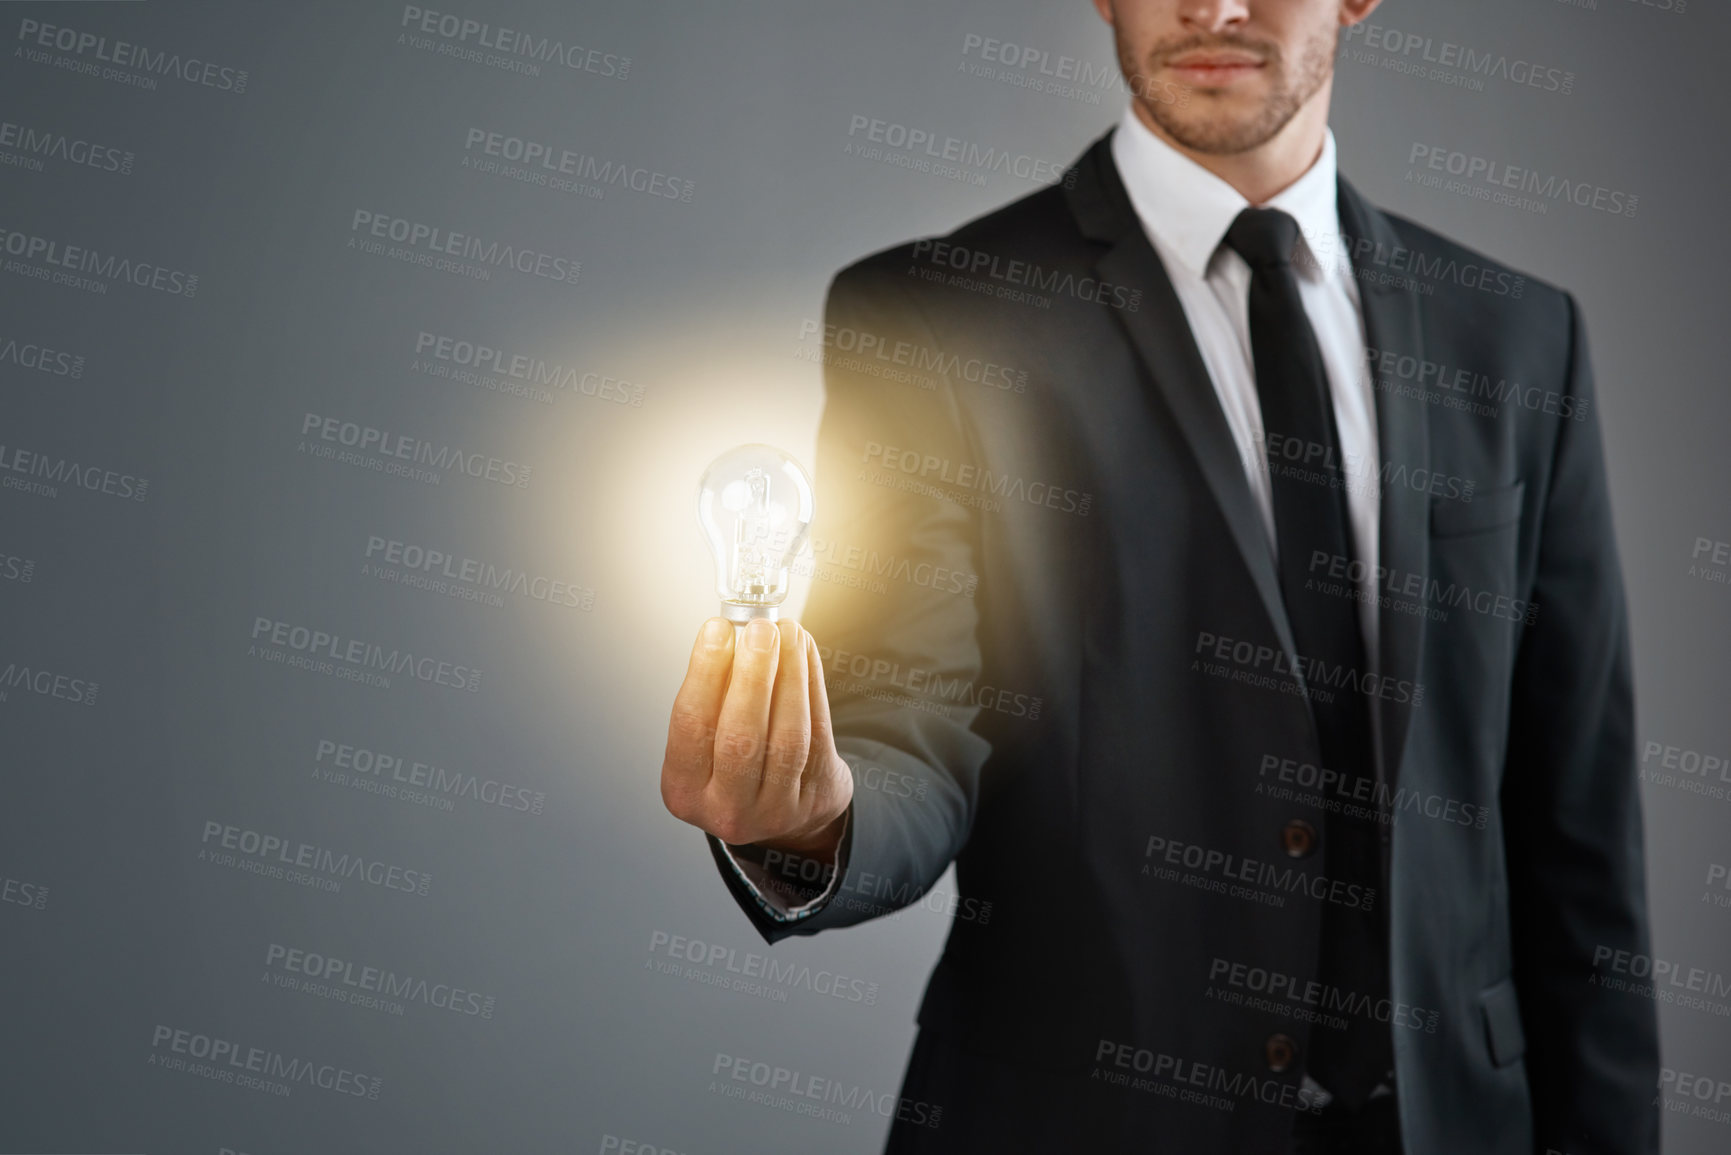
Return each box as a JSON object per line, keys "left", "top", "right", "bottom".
{"left": 1224, "top": 207, "right": 1301, "bottom": 271}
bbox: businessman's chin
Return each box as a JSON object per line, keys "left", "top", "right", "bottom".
{"left": 1143, "top": 86, "right": 1304, "bottom": 156}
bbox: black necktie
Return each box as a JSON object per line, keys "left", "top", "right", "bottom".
{"left": 1224, "top": 207, "right": 1394, "bottom": 1110}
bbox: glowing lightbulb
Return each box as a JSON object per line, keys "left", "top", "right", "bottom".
{"left": 696, "top": 444, "right": 816, "bottom": 623}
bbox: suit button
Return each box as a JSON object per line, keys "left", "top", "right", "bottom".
{"left": 1281, "top": 818, "right": 1317, "bottom": 858}
{"left": 1265, "top": 1033, "right": 1297, "bottom": 1073}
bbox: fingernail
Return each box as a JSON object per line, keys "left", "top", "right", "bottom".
{"left": 743, "top": 618, "right": 777, "bottom": 652}
{"left": 701, "top": 618, "right": 731, "bottom": 648}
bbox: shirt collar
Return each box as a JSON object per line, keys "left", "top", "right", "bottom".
{"left": 1107, "top": 105, "right": 1344, "bottom": 283}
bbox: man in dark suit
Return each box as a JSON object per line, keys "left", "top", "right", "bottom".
{"left": 660, "top": 1, "right": 1659, "bottom": 1151}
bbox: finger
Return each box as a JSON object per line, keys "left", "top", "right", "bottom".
{"left": 759, "top": 620, "right": 812, "bottom": 825}
{"left": 803, "top": 629, "right": 843, "bottom": 809}
{"left": 711, "top": 615, "right": 782, "bottom": 815}
{"left": 662, "top": 618, "right": 734, "bottom": 803}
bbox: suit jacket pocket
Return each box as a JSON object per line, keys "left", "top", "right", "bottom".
{"left": 1432, "top": 480, "right": 1525, "bottom": 539}
{"left": 1479, "top": 976, "right": 1527, "bottom": 1068}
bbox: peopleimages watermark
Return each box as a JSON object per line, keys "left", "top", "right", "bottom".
{"left": 462, "top": 127, "right": 691, "bottom": 203}
{"left": 248, "top": 615, "right": 482, "bottom": 693}
{"left": 800, "top": 534, "right": 978, "bottom": 600}
{"left": 1363, "top": 344, "right": 1586, "bottom": 423}
{"left": 1658, "top": 1067, "right": 1731, "bottom": 1126}
{"left": 312, "top": 737, "right": 546, "bottom": 816}
{"left": 908, "top": 238, "right": 1143, "bottom": 312}
{"left": 956, "top": 32, "right": 1190, "bottom": 109}
{"left": 198, "top": 819, "right": 433, "bottom": 897}
{"left": 745, "top": 845, "right": 995, "bottom": 926}
{"left": 1, "top": 869, "right": 49, "bottom": 911}
{"left": 1245, "top": 429, "right": 1477, "bottom": 504}
{"left": 1703, "top": 864, "right": 1731, "bottom": 910}
{"left": 0, "top": 224, "right": 198, "bottom": 297}
{"left": 796, "top": 319, "right": 1029, "bottom": 395}
{"left": 0, "top": 654, "right": 98, "bottom": 707}
{"left": 1206, "top": 956, "right": 1439, "bottom": 1033}
{"left": 0, "top": 117, "right": 133, "bottom": 176}
{"left": 1688, "top": 536, "right": 1731, "bottom": 592}
{"left": 646, "top": 929, "right": 880, "bottom": 1007}
{"left": 861, "top": 440, "right": 1092, "bottom": 518}
{"left": 1305, "top": 548, "right": 1538, "bottom": 629}
{"left": 1193, "top": 630, "right": 1425, "bottom": 707}
{"left": 599, "top": 1135, "right": 692, "bottom": 1155}
{"left": 818, "top": 643, "right": 1044, "bottom": 722}
{"left": 411, "top": 329, "right": 644, "bottom": 407}
{"left": 710, "top": 1053, "right": 942, "bottom": 1129}
{"left": 1256, "top": 753, "right": 1490, "bottom": 831}
{"left": 709, "top": 514, "right": 978, "bottom": 602}
{"left": 1143, "top": 833, "right": 1377, "bottom": 911}
{"left": 397, "top": 6, "right": 629, "bottom": 79}
{"left": 363, "top": 533, "right": 594, "bottom": 611}
{"left": 264, "top": 941, "right": 496, "bottom": 1020}
{"left": 844, "top": 753, "right": 931, "bottom": 802}
{"left": 298, "top": 411, "right": 532, "bottom": 490}
{"left": 1406, "top": 144, "right": 1638, "bottom": 219}
{"left": 1339, "top": 22, "right": 1574, "bottom": 96}
{"left": 0, "top": 333, "right": 85, "bottom": 378}
{"left": 1093, "top": 1039, "right": 1326, "bottom": 1114}
{"left": 1591, "top": 945, "right": 1731, "bottom": 1018}
{"left": 844, "top": 113, "right": 1072, "bottom": 190}
{"left": 348, "top": 210, "right": 580, "bottom": 286}
{"left": 148, "top": 1024, "right": 380, "bottom": 1101}
{"left": 1299, "top": 228, "right": 1524, "bottom": 299}
{"left": 1569, "top": 0, "right": 1687, "bottom": 14}
{"left": 15, "top": 18, "right": 250, "bottom": 93}
{"left": 0, "top": 550, "right": 35, "bottom": 583}
{"left": 0, "top": 441, "right": 148, "bottom": 502}
{"left": 1639, "top": 739, "right": 1731, "bottom": 804}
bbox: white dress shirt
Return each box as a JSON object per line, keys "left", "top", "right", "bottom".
{"left": 1111, "top": 107, "right": 1382, "bottom": 660}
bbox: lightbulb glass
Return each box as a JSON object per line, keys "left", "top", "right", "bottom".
{"left": 696, "top": 444, "right": 816, "bottom": 622}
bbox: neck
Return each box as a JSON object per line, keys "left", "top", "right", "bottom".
{"left": 1129, "top": 82, "right": 1332, "bottom": 205}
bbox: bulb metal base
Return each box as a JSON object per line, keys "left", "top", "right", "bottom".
{"left": 720, "top": 602, "right": 780, "bottom": 624}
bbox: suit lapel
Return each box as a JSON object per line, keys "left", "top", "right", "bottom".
{"left": 1065, "top": 135, "right": 1432, "bottom": 792}
{"left": 1337, "top": 177, "right": 1430, "bottom": 792}
{"left": 1067, "top": 136, "right": 1300, "bottom": 667}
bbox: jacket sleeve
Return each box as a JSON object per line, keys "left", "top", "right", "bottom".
{"left": 708, "top": 258, "right": 994, "bottom": 945}
{"left": 1501, "top": 291, "right": 1660, "bottom": 1155}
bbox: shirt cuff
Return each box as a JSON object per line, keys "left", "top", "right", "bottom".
{"left": 715, "top": 809, "right": 851, "bottom": 923}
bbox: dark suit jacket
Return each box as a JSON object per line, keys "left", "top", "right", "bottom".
{"left": 708, "top": 132, "right": 1659, "bottom": 1155}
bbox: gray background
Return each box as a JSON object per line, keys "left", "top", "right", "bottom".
{"left": 1, "top": 1, "right": 1727, "bottom": 1152}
